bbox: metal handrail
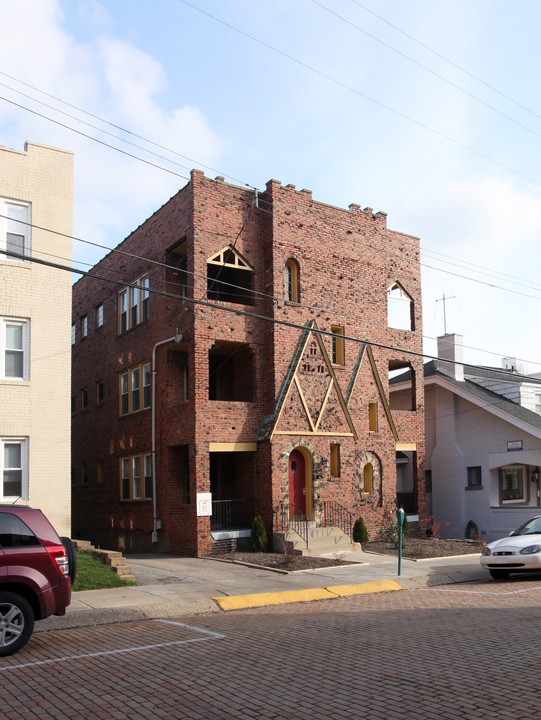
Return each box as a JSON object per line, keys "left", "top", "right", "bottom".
{"left": 274, "top": 501, "right": 309, "bottom": 549}
{"left": 211, "top": 498, "right": 255, "bottom": 532}
{"left": 321, "top": 500, "right": 353, "bottom": 540}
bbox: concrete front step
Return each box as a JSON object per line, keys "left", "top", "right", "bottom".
{"left": 280, "top": 526, "right": 359, "bottom": 557}
{"left": 73, "top": 539, "right": 135, "bottom": 581}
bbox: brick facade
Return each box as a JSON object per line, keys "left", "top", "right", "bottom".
{"left": 71, "top": 170, "right": 424, "bottom": 555}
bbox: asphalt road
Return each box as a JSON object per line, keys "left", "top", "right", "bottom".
{"left": 2, "top": 575, "right": 540, "bottom": 720}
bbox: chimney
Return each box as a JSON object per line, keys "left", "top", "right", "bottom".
{"left": 437, "top": 333, "right": 464, "bottom": 382}
{"left": 502, "top": 357, "right": 517, "bottom": 372}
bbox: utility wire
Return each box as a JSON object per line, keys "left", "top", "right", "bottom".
{"left": 2, "top": 74, "right": 541, "bottom": 298}
{"left": 4, "top": 243, "right": 535, "bottom": 380}
{"left": 350, "top": 0, "right": 541, "bottom": 123}
{"left": 0, "top": 71, "right": 252, "bottom": 190}
{"left": 177, "top": 0, "right": 541, "bottom": 189}
{"left": 311, "top": 0, "right": 541, "bottom": 141}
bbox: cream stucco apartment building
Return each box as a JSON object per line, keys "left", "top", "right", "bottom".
{"left": 0, "top": 141, "right": 73, "bottom": 535}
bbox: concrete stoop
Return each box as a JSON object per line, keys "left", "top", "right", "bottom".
{"left": 275, "top": 526, "right": 361, "bottom": 558}
{"left": 73, "top": 540, "right": 136, "bottom": 582}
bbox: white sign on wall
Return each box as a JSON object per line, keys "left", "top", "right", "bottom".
{"left": 197, "top": 492, "right": 212, "bottom": 517}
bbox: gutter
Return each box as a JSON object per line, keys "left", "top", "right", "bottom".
{"left": 151, "top": 333, "right": 181, "bottom": 542}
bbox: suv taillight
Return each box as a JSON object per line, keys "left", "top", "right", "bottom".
{"left": 45, "top": 544, "right": 70, "bottom": 577}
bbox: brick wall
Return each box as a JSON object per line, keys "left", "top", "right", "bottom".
{"left": 72, "top": 170, "right": 424, "bottom": 554}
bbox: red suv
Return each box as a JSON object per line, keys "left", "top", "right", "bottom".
{"left": 0, "top": 506, "right": 74, "bottom": 655}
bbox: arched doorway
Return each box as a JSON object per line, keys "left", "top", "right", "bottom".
{"left": 289, "top": 448, "right": 308, "bottom": 516}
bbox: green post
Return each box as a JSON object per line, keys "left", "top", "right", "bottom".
{"left": 397, "top": 507, "right": 405, "bottom": 576}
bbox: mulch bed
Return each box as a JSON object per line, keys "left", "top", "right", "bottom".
{"left": 216, "top": 538, "right": 484, "bottom": 572}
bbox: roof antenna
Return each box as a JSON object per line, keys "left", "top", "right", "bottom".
{"left": 435, "top": 293, "right": 455, "bottom": 335}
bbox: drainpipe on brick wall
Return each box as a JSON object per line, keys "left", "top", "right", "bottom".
{"left": 152, "top": 334, "right": 180, "bottom": 543}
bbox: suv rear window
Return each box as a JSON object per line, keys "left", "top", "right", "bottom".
{"left": 0, "top": 513, "right": 41, "bottom": 547}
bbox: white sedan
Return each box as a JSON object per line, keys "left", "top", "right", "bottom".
{"left": 480, "top": 515, "right": 541, "bottom": 579}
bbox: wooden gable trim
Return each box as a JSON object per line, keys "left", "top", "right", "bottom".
{"left": 207, "top": 245, "right": 253, "bottom": 270}
{"left": 347, "top": 340, "right": 399, "bottom": 442}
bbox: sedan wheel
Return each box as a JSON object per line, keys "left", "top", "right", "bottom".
{"left": 0, "top": 592, "right": 35, "bottom": 656}
{"left": 489, "top": 569, "right": 510, "bottom": 580}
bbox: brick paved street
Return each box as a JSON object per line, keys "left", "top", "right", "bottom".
{"left": 1, "top": 577, "right": 540, "bottom": 720}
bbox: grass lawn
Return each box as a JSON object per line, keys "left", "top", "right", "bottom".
{"left": 72, "top": 550, "right": 137, "bottom": 592}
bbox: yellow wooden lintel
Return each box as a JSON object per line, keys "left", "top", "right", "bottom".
{"left": 208, "top": 442, "right": 257, "bottom": 452}
{"left": 273, "top": 431, "right": 355, "bottom": 437}
{"left": 395, "top": 443, "right": 417, "bottom": 451}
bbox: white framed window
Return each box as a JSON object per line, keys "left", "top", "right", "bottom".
{"left": 71, "top": 324, "right": 76, "bottom": 345}
{"left": 499, "top": 464, "right": 529, "bottom": 504}
{"left": 0, "top": 198, "right": 31, "bottom": 261}
{"left": 118, "top": 274, "right": 149, "bottom": 333}
{"left": 120, "top": 361, "right": 151, "bottom": 415}
{"left": 1, "top": 438, "right": 29, "bottom": 500}
{"left": 81, "top": 315, "right": 88, "bottom": 338}
{"left": 1, "top": 317, "right": 29, "bottom": 380}
{"left": 95, "top": 304, "right": 104, "bottom": 329}
{"left": 120, "top": 452, "right": 152, "bottom": 501}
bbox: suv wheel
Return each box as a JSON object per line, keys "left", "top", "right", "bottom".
{"left": 60, "top": 537, "right": 77, "bottom": 585}
{"left": 0, "top": 592, "right": 35, "bottom": 656}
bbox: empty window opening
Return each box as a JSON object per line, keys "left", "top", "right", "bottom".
{"left": 387, "top": 283, "right": 414, "bottom": 331}
{"left": 167, "top": 238, "right": 189, "bottom": 297}
{"left": 369, "top": 402, "right": 378, "bottom": 432}
{"left": 209, "top": 341, "right": 254, "bottom": 402}
{"left": 210, "top": 451, "right": 256, "bottom": 530}
{"left": 330, "top": 444, "right": 340, "bottom": 477}
{"left": 207, "top": 246, "right": 254, "bottom": 305}
{"left": 388, "top": 360, "right": 415, "bottom": 411}
{"left": 331, "top": 325, "right": 345, "bottom": 365}
{"left": 285, "top": 258, "right": 300, "bottom": 303}
{"left": 168, "top": 349, "right": 189, "bottom": 404}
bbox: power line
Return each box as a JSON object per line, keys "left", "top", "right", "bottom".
{"left": 4, "top": 243, "right": 534, "bottom": 380}
{"left": 311, "top": 0, "right": 541, "bottom": 143}
{"left": 2, "top": 72, "right": 541, "bottom": 300}
{"left": 177, "top": 0, "right": 541, "bottom": 189}
{"left": 350, "top": 0, "right": 541, "bottom": 123}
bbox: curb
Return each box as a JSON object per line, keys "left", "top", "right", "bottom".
{"left": 213, "top": 580, "right": 402, "bottom": 611}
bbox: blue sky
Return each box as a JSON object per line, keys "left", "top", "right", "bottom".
{"left": 2, "top": 0, "right": 541, "bottom": 371}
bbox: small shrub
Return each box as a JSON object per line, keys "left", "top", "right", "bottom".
{"left": 353, "top": 517, "right": 369, "bottom": 546}
{"left": 251, "top": 515, "right": 268, "bottom": 552}
{"left": 425, "top": 515, "right": 450, "bottom": 541}
{"left": 379, "top": 522, "right": 407, "bottom": 549}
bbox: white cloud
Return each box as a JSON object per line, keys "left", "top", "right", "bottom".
{"left": 0, "top": 0, "right": 223, "bottom": 268}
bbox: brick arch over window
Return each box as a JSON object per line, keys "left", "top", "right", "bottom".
{"left": 387, "top": 281, "right": 414, "bottom": 331}
{"left": 284, "top": 258, "right": 300, "bottom": 303}
{"left": 357, "top": 451, "right": 383, "bottom": 506}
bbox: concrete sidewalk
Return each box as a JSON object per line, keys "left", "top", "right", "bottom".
{"left": 37, "top": 548, "right": 488, "bottom": 633}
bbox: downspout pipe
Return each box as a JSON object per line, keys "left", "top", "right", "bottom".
{"left": 151, "top": 335, "right": 178, "bottom": 543}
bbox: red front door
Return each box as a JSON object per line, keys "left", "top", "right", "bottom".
{"left": 289, "top": 449, "right": 306, "bottom": 515}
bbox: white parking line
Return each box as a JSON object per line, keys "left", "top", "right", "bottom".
{"left": 0, "top": 619, "right": 225, "bottom": 672}
{"left": 412, "top": 585, "right": 541, "bottom": 596}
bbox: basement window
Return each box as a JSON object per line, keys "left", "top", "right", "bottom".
{"left": 207, "top": 246, "right": 254, "bottom": 305}
{"left": 209, "top": 341, "right": 254, "bottom": 401}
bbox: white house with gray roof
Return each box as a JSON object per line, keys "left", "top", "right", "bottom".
{"left": 391, "top": 334, "right": 541, "bottom": 543}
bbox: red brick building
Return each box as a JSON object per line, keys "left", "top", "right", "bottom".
{"left": 71, "top": 170, "right": 424, "bottom": 555}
